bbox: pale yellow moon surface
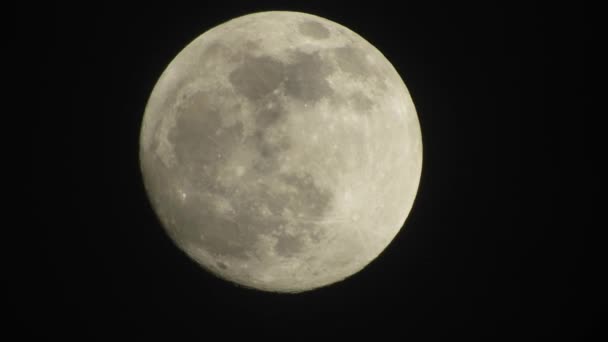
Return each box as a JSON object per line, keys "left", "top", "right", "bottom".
{"left": 139, "top": 11, "right": 422, "bottom": 293}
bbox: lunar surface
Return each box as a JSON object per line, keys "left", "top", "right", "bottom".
{"left": 139, "top": 11, "right": 422, "bottom": 292}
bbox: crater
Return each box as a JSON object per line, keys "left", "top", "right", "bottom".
{"left": 202, "top": 42, "right": 230, "bottom": 60}
{"left": 275, "top": 233, "right": 306, "bottom": 257}
{"left": 333, "top": 45, "right": 372, "bottom": 78}
{"left": 246, "top": 128, "right": 290, "bottom": 173}
{"left": 350, "top": 91, "right": 374, "bottom": 113}
{"left": 229, "top": 55, "right": 285, "bottom": 101}
{"left": 258, "top": 133, "right": 291, "bottom": 160}
{"left": 279, "top": 172, "right": 333, "bottom": 219}
{"left": 284, "top": 51, "right": 334, "bottom": 103}
{"left": 298, "top": 21, "right": 330, "bottom": 40}
{"left": 255, "top": 99, "right": 284, "bottom": 128}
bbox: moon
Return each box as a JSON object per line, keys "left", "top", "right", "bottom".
{"left": 139, "top": 11, "right": 422, "bottom": 292}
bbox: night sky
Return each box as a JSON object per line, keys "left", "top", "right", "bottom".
{"left": 32, "top": 2, "right": 593, "bottom": 339}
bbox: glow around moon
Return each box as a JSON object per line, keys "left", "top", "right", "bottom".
{"left": 139, "top": 11, "right": 422, "bottom": 292}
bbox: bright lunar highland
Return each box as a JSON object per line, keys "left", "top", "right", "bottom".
{"left": 139, "top": 11, "right": 422, "bottom": 292}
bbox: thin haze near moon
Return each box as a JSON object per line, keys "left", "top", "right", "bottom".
{"left": 139, "top": 11, "right": 422, "bottom": 292}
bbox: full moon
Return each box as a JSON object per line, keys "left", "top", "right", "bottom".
{"left": 139, "top": 11, "right": 422, "bottom": 292}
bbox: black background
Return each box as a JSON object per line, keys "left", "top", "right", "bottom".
{"left": 33, "top": 1, "right": 593, "bottom": 339}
